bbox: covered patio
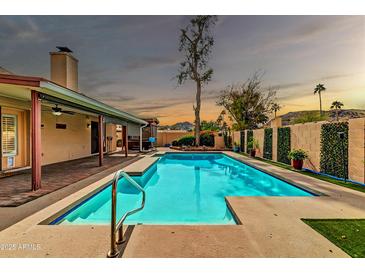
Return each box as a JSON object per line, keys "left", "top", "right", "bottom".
{"left": 0, "top": 152, "right": 140, "bottom": 207}
{"left": 0, "top": 72, "right": 148, "bottom": 202}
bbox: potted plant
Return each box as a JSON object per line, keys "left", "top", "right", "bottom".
{"left": 288, "top": 149, "right": 308, "bottom": 170}
{"left": 248, "top": 139, "right": 259, "bottom": 157}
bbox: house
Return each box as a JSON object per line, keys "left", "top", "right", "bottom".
{"left": 0, "top": 47, "right": 148, "bottom": 190}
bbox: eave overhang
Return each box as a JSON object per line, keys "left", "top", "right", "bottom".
{"left": 0, "top": 73, "right": 147, "bottom": 126}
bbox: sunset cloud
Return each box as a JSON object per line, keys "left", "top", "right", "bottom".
{"left": 0, "top": 15, "right": 363, "bottom": 125}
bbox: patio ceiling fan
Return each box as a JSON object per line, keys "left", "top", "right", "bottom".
{"left": 49, "top": 104, "right": 76, "bottom": 116}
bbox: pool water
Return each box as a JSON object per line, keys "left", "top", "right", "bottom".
{"left": 54, "top": 153, "right": 313, "bottom": 225}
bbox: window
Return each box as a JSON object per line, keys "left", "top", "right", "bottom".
{"left": 2, "top": 114, "right": 17, "bottom": 156}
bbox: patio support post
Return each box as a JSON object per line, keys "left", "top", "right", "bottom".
{"left": 31, "top": 90, "right": 42, "bottom": 191}
{"left": 123, "top": 125, "right": 128, "bottom": 157}
{"left": 98, "top": 115, "right": 104, "bottom": 166}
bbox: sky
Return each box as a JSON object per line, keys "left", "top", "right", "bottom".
{"left": 0, "top": 16, "right": 364, "bottom": 125}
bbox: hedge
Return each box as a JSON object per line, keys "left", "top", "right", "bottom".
{"left": 177, "top": 135, "right": 195, "bottom": 146}
{"left": 174, "top": 132, "right": 215, "bottom": 147}
{"left": 263, "top": 128, "right": 273, "bottom": 160}
{"left": 201, "top": 131, "right": 215, "bottom": 147}
{"left": 277, "top": 127, "right": 291, "bottom": 164}
{"left": 246, "top": 130, "right": 253, "bottom": 153}
{"left": 320, "top": 122, "right": 348, "bottom": 179}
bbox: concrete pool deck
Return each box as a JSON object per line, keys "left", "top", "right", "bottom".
{"left": 0, "top": 150, "right": 364, "bottom": 257}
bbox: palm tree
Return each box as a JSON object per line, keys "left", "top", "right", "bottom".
{"left": 271, "top": 103, "right": 281, "bottom": 118}
{"left": 314, "top": 83, "right": 326, "bottom": 117}
{"left": 330, "top": 101, "right": 344, "bottom": 121}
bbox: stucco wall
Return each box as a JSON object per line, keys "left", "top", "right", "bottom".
{"left": 232, "top": 131, "right": 241, "bottom": 147}
{"left": 236, "top": 118, "right": 365, "bottom": 183}
{"left": 41, "top": 112, "right": 98, "bottom": 165}
{"left": 41, "top": 113, "right": 123, "bottom": 165}
{"left": 272, "top": 127, "right": 278, "bottom": 161}
{"left": 348, "top": 118, "right": 365, "bottom": 183}
{"left": 253, "top": 128, "right": 265, "bottom": 158}
{"left": 290, "top": 121, "right": 326, "bottom": 171}
{"left": 214, "top": 134, "right": 225, "bottom": 149}
{"left": 156, "top": 130, "right": 189, "bottom": 147}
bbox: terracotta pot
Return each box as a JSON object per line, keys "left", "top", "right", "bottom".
{"left": 292, "top": 159, "right": 303, "bottom": 170}
{"left": 250, "top": 150, "right": 256, "bottom": 157}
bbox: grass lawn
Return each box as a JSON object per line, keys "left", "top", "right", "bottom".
{"left": 302, "top": 219, "right": 365, "bottom": 258}
{"left": 239, "top": 153, "right": 365, "bottom": 193}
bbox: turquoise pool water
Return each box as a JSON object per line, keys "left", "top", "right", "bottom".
{"left": 54, "top": 153, "right": 313, "bottom": 225}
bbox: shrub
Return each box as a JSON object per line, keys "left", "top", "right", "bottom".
{"left": 288, "top": 149, "right": 308, "bottom": 160}
{"left": 277, "top": 127, "right": 291, "bottom": 164}
{"left": 246, "top": 130, "right": 253, "bottom": 153}
{"left": 171, "top": 140, "right": 178, "bottom": 146}
{"left": 247, "top": 138, "right": 259, "bottom": 150}
{"left": 177, "top": 135, "right": 195, "bottom": 146}
{"left": 173, "top": 131, "right": 215, "bottom": 147}
{"left": 263, "top": 128, "right": 273, "bottom": 160}
{"left": 200, "top": 131, "right": 215, "bottom": 147}
{"left": 320, "top": 122, "right": 348, "bottom": 178}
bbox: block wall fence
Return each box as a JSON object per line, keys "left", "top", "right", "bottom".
{"left": 232, "top": 118, "right": 365, "bottom": 184}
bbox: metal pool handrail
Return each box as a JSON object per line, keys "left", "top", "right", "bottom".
{"left": 107, "top": 170, "right": 146, "bottom": 258}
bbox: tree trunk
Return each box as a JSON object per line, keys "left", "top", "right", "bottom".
{"left": 195, "top": 80, "right": 201, "bottom": 146}
{"left": 336, "top": 109, "right": 339, "bottom": 121}
{"left": 319, "top": 93, "right": 322, "bottom": 117}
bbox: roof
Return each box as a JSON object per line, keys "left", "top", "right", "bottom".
{"left": 0, "top": 73, "right": 147, "bottom": 125}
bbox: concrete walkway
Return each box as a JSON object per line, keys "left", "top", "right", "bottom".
{"left": 0, "top": 150, "right": 364, "bottom": 257}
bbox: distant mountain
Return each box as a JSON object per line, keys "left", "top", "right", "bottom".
{"left": 280, "top": 109, "right": 365, "bottom": 126}
{"left": 0, "top": 66, "right": 13, "bottom": 75}
{"left": 159, "top": 121, "right": 194, "bottom": 131}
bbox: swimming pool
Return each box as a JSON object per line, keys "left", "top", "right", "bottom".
{"left": 52, "top": 153, "right": 313, "bottom": 225}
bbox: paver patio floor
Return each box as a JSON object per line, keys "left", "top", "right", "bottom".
{"left": 0, "top": 153, "right": 136, "bottom": 207}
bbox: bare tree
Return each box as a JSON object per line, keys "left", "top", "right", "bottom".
{"left": 177, "top": 15, "right": 218, "bottom": 146}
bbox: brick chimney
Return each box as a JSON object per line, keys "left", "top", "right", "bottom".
{"left": 50, "top": 47, "right": 78, "bottom": 91}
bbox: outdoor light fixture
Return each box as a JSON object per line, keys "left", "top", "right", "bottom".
{"left": 87, "top": 123, "right": 91, "bottom": 129}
